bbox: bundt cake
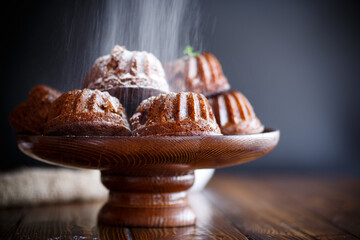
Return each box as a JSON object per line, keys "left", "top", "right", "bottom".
{"left": 210, "top": 91, "right": 264, "bottom": 135}
{"left": 44, "top": 89, "right": 131, "bottom": 136}
{"left": 130, "top": 92, "right": 221, "bottom": 136}
{"left": 9, "top": 85, "right": 62, "bottom": 134}
{"left": 165, "top": 52, "right": 230, "bottom": 97}
{"left": 82, "top": 45, "right": 169, "bottom": 116}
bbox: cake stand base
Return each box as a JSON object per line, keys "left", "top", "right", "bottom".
{"left": 98, "top": 169, "right": 196, "bottom": 227}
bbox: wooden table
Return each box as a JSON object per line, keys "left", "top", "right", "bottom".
{"left": 1, "top": 174, "right": 359, "bottom": 239}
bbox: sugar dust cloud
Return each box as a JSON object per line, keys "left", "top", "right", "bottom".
{"left": 61, "top": 0, "right": 203, "bottom": 91}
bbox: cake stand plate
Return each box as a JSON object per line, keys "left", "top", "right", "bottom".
{"left": 17, "top": 128, "right": 279, "bottom": 227}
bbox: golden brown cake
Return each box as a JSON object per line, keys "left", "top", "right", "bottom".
{"left": 165, "top": 52, "right": 230, "bottom": 97}
{"left": 9, "top": 85, "right": 62, "bottom": 134}
{"left": 44, "top": 89, "right": 131, "bottom": 136}
{"left": 130, "top": 92, "right": 221, "bottom": 136}
{"left": 210, "top": 91, "right": 264, "bottom": 135}
{"left": 82, "top": 45, "right": 169, "bottom": 116}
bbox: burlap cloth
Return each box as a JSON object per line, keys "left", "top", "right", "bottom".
{"left": 0, "top": 168, "right": 108, "bottom": 207}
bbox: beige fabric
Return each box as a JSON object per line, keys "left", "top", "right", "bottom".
{"left": 0, "top": 168, "right": 108, "bottom": 207}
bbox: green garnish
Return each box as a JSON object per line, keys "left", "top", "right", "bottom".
{"left": 183, "top": 45, "right": 199, "bottom": 59}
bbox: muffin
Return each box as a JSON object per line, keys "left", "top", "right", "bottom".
{"left": 44, "top": 89, "right": 131, "bottom": 136}
{"left": 9, "top": 85, "right": 62, "bottom": 134}
{"left": 130, "top": 92, "right": 221, "bottom": 136}
{"left": 210, "top": 91, "right": 264, "bottom": 135}
{"left": 165, "top": 52, "right": 230, "bottom": 97}
{"left": 82, "top": 45, "right": 169, "bottom": 116}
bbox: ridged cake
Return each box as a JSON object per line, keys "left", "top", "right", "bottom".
{"left": 9, "top": 85, "right": 62, "bottom": 134}
{"left": 130, "top": 92, "right": 221, "bottom": 136}
{"left": 44, "top": 89, "right": 131, "bottom": 136}
{"left": 165, "top": 53, "right": 230, "bottom": 97}
{"left": 83, "top": 45, "right": 169, "bottom": 116}
{"left": 210, "top": 91, "right": 264, "bottom": 135}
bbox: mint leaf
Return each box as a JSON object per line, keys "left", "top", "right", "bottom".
{"left": 183, "top": 45, "right": 199, "bottom": 59}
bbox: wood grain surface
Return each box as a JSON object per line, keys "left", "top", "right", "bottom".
{"left": 1, "top": 174, "right": 359, "bottom": 240}
{"left": 17, "top": 129, "right": 279, "bottom": 170}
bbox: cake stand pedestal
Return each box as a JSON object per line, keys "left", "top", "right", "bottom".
{"left": 99, "top": 169, "right": 195, "bottom": 226}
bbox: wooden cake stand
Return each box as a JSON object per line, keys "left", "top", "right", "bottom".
{"left": 17, "top": 128, "right": 279, "bottom": 227}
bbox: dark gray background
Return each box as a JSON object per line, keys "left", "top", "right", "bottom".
{"left": 1, "top": 0, "right": 359, "bottom": 174}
